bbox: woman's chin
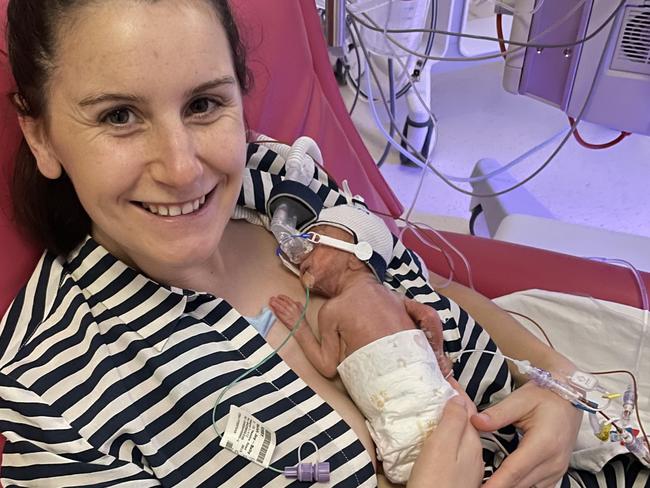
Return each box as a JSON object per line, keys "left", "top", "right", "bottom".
{"left": 158, "top": 243, "right": 215, "bottom": 267}
{"left": 133, "top": 234, "right": 219, "bottom": 272}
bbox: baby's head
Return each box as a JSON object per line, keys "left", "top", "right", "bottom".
{"left": 300, "top": 205, "right": 393, "bottom": 292}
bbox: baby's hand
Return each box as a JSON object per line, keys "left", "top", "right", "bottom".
{"left": 269, "top": 295, "right": 305, "bottom": 330}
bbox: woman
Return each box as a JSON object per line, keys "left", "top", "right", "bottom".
{"left": 1, "top": 0, "right": 645, "bottom": 486}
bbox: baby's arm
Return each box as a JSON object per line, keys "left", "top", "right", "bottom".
{"left": 269, "top": 295, "right": 340, "bottom": 378}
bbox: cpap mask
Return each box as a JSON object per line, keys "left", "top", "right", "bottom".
{"left": 278, "top": 231, "right": 374, "bottom": 264}
{"left": 261, "top": 135, "right": 376, "bottom": 269}
{"left": 260, "top": 135, "right": 391, "bottom": 282}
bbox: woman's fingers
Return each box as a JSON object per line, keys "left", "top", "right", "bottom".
{"left": 429, "top": 396, "right": 469, "bottom": 451}
{"left": 447, "top": 379, "right": 478, "bottom": 415}
{"left": 516, "top": 471, "right": 564, "bottom": 488}
{"left": 408, "top": 396, "right": 484, "bottom": 488}
{"left": 470, "top": 386, "right": 530, "bottom": 432}
{"left": 481, "top": 439, "right": 536, "bottom": 487}
{"left": 474, "top": 383, "right": 579, "bottom": 488}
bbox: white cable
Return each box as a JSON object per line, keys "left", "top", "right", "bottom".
{"left": 446, "top": 129, "right": 568, "bottom": 183}
{"left": 586, "top": 258, "right": 649, "bottom": 311}
{"left": 360, "top": 26, "right": 568, "bottom": 185}
{"left": 642, "top": 310, "right": 649, "bottom": 382}
{"left": 349, "top": 0, "right": 614, "bottom": 62}
{"left": 376, "top": 7, "right": 438, "bottom": 224}
{"left": 365, "top": 51, "right": 437, "bottom": 241}
{"left": 357, "top": 0, "right": 438, "bottom": 129}
{"left": 360, "top": 23, "right": 467, "bottom": 288}
{"left": 355, "top": 16, "right": 560, "bottom": 186}
{"left": 405, "top": 218, "right": 476, "bottom": 290}
{"left": 361, "top": 40, "right": 553, "bottom": 194}
{"left": 377, "top": 12, "right": 439, "bottom": 129}
{"left": 451, "top": 349, "right": 608, "bottom": 413}
{"left": 403, "top": 151, "right": 429, "bottom": 224}
{"left": 586, "top": 257, "right": 649, "bottom": 380}
{"left": 352, "top": 6, "right": 615, "bottom": 198}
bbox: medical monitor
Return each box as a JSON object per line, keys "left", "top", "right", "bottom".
{"left": 503, "top": 0, "right": 650, "bottom": 136}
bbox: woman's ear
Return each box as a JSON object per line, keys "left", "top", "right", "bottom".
{"left": 17, "top": 115, "right": 63, "bottom": 179}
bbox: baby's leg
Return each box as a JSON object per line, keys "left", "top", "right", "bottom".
{"left": 268, "top": 294, "right": 304, "bottom": 329}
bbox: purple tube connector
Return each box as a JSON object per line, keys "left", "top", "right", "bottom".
{"left": 284, "top": 462, "right": 330, "bottom": 482}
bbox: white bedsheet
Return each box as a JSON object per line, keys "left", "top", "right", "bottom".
{"left": 493, "top": 289, "right": 649, "bottom": 472}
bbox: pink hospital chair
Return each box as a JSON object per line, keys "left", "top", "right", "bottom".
{"left": 1, "top": 0, "right": 648, "bottom": 478}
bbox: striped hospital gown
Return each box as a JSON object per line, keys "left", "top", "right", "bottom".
{"left": 0, "top": 143, "right": 647, "bottom": 487}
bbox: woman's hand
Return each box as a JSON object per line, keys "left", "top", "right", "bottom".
{"left": 408, "top": 396, "right": 484, "bottom": 488}
{"left": 471, "top": 381, "right": 582, "bottom": 488}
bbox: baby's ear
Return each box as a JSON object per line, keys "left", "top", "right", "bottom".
{"left": 347, "top": 254, "right": 366, "bottom": 271}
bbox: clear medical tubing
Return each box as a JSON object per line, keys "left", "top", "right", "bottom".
{"left": 255, "top": 135, "right": 320, "bottom": 183}
{"left": 257, "top": 136, "right": 321, "bottom": 263}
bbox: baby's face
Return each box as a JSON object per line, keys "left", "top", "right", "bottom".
{"left": 299, "top": 225, "right": 355, "bottom": 294}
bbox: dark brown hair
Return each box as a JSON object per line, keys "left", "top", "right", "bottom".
{"left": 7, "top": 0, "right": 251, "bottom": 256}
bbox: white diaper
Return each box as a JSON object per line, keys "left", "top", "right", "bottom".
{"left": 337, "top": 329, "right": 457, "bottom": 484}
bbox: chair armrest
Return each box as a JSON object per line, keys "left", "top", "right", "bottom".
{"left": 402, "top": 228, "right": 650, "bottom": 308}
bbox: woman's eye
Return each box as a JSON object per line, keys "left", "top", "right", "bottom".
{"left": 187, "top": 97, "right": 217, "bottom": 116}
{"left": 104, "top": 108, "right": 133, "bottom": 125}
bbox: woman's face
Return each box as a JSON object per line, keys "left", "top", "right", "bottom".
{"left": 32, "top": 0, "right": 246, "bottom": 272}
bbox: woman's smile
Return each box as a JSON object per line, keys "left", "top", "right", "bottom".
{"left": 136, "top": 187, "right": 216, "bottom": 218}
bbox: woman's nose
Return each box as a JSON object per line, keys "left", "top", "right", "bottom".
{"left": 149, "top": 121, "right": 203, "bottom": 187}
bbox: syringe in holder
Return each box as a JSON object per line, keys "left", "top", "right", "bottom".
{"left": 513, "top": 360, "right": 582, "bottom": 404}
{"left": 621, "top": 385, "right": 635, "bottom": 427}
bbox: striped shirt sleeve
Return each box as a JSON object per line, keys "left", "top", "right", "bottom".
{"left": 0, "top": 373, "right": 159, "bottom": 487}
{"left": 0, "top": 253, "right": 63, "bottom": 370}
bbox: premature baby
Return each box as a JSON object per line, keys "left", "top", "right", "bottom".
{"left": 269, "top": 204, "right": 458, "bottom": 483}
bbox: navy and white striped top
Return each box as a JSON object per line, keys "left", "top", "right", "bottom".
{"left": 0, "top": 144, "right": 514, "bottom": 487}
